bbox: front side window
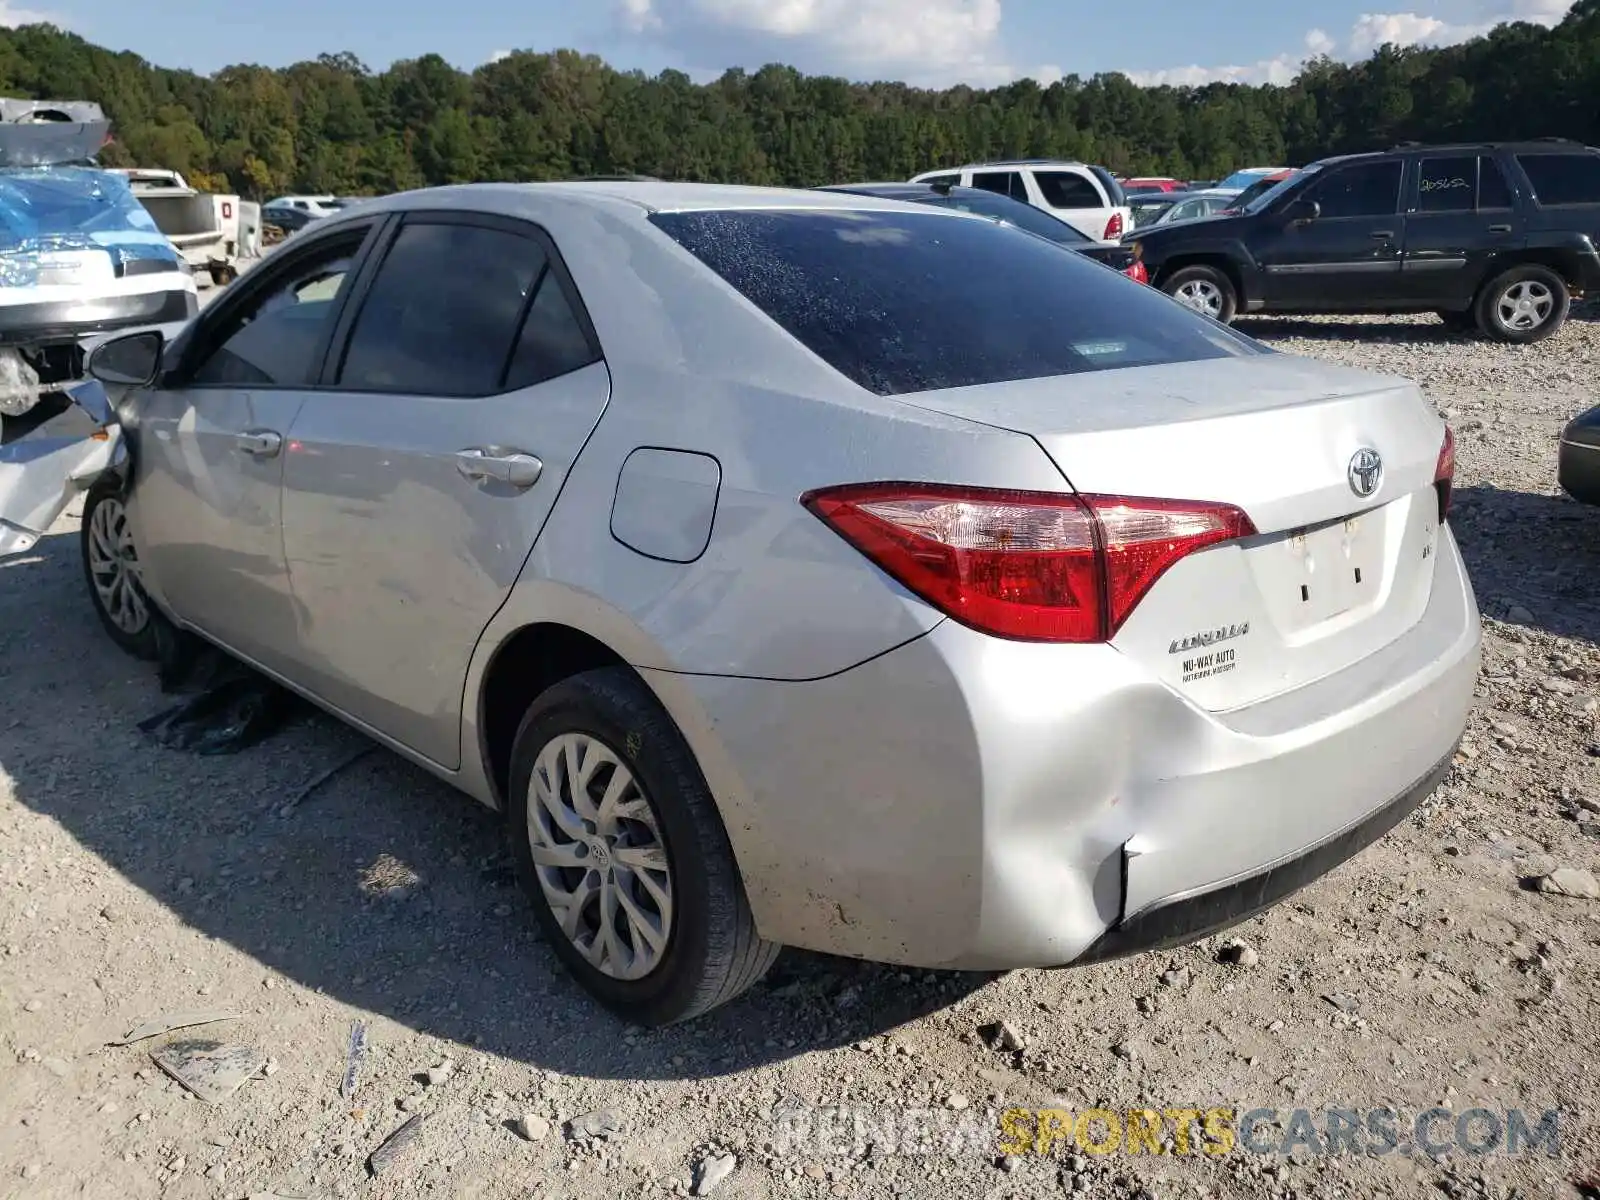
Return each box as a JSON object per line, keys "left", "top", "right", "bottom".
{"left": 1035, "top": 170, "right": 1105, "bottom": 210}
{"left": 1303, "top": 161, "right": 1402, "bottom": 219}
{"left": 190, "top": 234, "right": 362, "bottom": 386}
{"left": 336, "top": 221, "right": 548, "bottom": 396}
{"left": 650, "top": 208, "right": 1262, "bottom": 397}
{"left": 1516, "top": 152, "right": 1600, "bottom": 207}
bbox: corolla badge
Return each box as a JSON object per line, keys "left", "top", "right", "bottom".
{"left": 1347, "top": 447, "right": 1383, "bottom": 498}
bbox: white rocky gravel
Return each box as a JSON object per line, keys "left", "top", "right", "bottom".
{"left": 3, "top": 307, "right": 1600, "bottom": 1200}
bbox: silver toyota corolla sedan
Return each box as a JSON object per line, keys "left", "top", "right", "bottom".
{"left": 0, "top": 182, "right": 1480, "bottom": 1025}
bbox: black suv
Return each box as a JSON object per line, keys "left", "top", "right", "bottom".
{"left": 1128, "top": 139, "right": 1600, "bottom": 343}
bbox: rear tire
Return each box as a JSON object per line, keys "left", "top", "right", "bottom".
{"left": 506, "top": 667, "right": 779, "bottom": 1025}
{"left": 1474, "top": 265, "right": 1569, "bottom": 344}
{"left": 1162, "top": 265, "right": 1238, "bottom": 323}
{"left": 79, "top": 481, "right": 167, "bottom": 661}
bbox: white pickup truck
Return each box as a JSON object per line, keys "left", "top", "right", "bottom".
{"left": 110, "top": 169, "right": 262, "bottom": 287}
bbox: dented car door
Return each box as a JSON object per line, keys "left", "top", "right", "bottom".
{"left": 126, "top": 223, "right": 380, "bottom": 675}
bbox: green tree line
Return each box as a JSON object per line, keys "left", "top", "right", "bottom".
{"left": 0, "top": 0, "right": 1596, "bottom": 199}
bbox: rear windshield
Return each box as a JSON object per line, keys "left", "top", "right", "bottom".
{"left": 649, "top": 208, "right": 1262, "bottom": 397}
{"left": 914, "top": 191, "right": 1091, "bottom": 244}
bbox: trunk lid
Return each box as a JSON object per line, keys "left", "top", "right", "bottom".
{"left": 897, "top": 353, "right": 1451, "bottom": 709}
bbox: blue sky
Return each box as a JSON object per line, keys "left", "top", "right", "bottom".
{"left": 0, "top": 0, "right": 1576, "bottom": 87}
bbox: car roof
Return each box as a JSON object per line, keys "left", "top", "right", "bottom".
{"left": 921, "top": 159, "right": 1087, "bottom": 171}
{"left": 1309, "top": 139, "right": 1599, "bottom": 170}
{"left": 308, "top": 181, "right": 987, "bottom": 235}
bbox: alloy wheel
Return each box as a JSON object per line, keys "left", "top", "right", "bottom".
{"left": 1496, "top": 280, "right": 1554, "bottom": 332}
{"left": 526, "top": 732, "right": 673, "bottom": 981}
{"left": 1174, "top": 279, "right": 1223, "bottom": 317}
{"left": 86, "top": 496, "right": 149, "bottom": 636}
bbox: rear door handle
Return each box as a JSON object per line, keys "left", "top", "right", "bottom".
{"left": 236, "top": 429, "right": 282, "bottom": 458}
{"left": 1370, "top": 230, "right": 1396, "bottom": 239}
{"left": 1488, "top": 224, "right": 1513, "bottom": 233}
{"left": 455, "top": 448, "right": 543, "bottom": 489}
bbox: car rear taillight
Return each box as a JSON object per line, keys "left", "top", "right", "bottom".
{"left": 1104, "top": 212, "right": 1124, "bottom": 240}
{"left": 1434, "top": 426, "right": 1455, "bottom": 521}
{"left": 1123, "top": 261, "right": 1149, "bottom": 285}
{"left": 802, "top": 483, "right": 1256, "bottom": 643}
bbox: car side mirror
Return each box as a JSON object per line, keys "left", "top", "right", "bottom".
{"left": 1286, "top": 198, "right": 1320, "bottom": 225}
{"left": 88, "top": 330, "right": 165, "bottom": 388}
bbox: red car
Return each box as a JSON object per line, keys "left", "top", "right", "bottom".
{"left": 1122, "top": 177, "right": 1188, "bottom": 193}
{"left": 1219, "top": 169, "right": 1296, "bottom": 214}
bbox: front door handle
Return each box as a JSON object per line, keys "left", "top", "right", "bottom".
{"left": 236, "top": 429, "right": 282, "bottom": 458}
{"left": 1370, "top": 230, "right": 1396, "bottom": 239}
{"left": 1488, "top": 224, "right": 1513, "bottom": 234}
{"left": 455, "top": 448, "right": 543, "bottom": 489}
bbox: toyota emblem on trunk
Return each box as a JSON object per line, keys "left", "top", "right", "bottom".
{"left": 1348, "top": 448, "right": 1383, "bottom": 498}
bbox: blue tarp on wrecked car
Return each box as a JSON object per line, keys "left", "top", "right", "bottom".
{"left": 0, "top": 166, "right": 181, "bottom": 289}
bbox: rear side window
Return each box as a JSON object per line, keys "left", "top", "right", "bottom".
{"left": 649, "top": 209, "right": 1262, "bottom": 397}
{"left": 1416, "top": 155, "right": 1516, "bottom": 212}
{"left": 1088, "top": 166, "right": 1127, "bottom": 206}
{"left": 503, "top": 269, "right": 600, "bottom": 390}
{"left": 1416, "top": 156, "right": 1477, "bottom": 212}
{"left": 970, "top": 171, "right": 1029, "bottom": 203}
{"left": 1035, "top": 170, "right": 1104, "bottom": 209}
{"left": 1516, "top": 153, "right": 1600, "bottom": 207}
{"left": 1303, "top": 161, "right": 1401, "bottom": 219}
{"left": 337, "top": 221, "right": 547, "bottom": 396}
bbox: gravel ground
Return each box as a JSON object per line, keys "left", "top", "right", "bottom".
{"left": 4, "top": 308, "right": 1600, "bottom": 1200}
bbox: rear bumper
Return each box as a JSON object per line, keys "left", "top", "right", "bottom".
{"left": 655, "top": 527, "right": 1480, "bottom": 970}
{"left": 1074, "top": 746, "right": 1455, "bottom": 963}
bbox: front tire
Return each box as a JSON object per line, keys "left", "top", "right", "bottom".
{"left": 1475, "top": 265, "right": 1569, "bottom": 344}
{"left": 79, "top": 481, "right": 166, "bottom": 660}
{"left": 506, "top": 667, "right": 779, "bottom": 1025}
{"left": 1161, "top": 264, "right": 1238, "bottom": 323}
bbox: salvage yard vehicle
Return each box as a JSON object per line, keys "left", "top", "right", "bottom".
{"left": 0, "top": 182, "right": 1480, "bottom": 1025}
{"left": 0, "top": 99, "right": 196, "bottom": 445}
{"left": 909, "top": 159, "right": 1133, "bottom": 243}
{"left": 819, "top": 181, "right": 1149, "bottom": 282}
{"left": 1129, "top": 139, "right": 1600, "bottom": 342}
{"left": 1558, "top": 404, "right": 1600, "bottom": 505}
{"left": 111, "top": 168, "right": 261, "bottom": 286}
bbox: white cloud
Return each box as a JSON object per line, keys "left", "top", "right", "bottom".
{"left": 0, "top": 0, "right": 66, "bottom": 25}
{"left": 1346, "top": 13, "right": 1494, "bottom": 55}
{"left": 617, "top": 0, "right": 1576, "bottom": 90}
{"left": 486, "top": 48, "right": 513, "bottom": 63}
{"left": 1122, "top": 1, "right": 1574, "bottom": 88}
{"left": 617, "top": 0, "right": 1036, "bottom": 87}
{"left": 1305, "top": 28, "right": 1337, "bottom": 55}
{"left": 1119, "top": 28, "right": 1332, "bottom": 87}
